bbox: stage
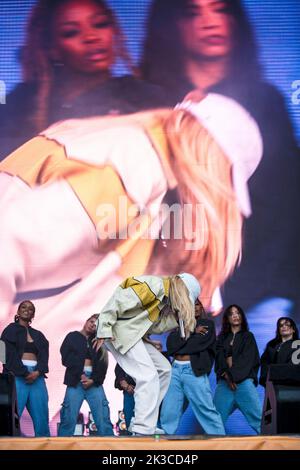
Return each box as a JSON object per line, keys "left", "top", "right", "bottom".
{"left": 0, "top": 435, "right": 300, "bottom": 451}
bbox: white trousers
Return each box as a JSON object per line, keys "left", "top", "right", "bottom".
{"left": 106, "top": 339, "right": 172, "bottom": 434}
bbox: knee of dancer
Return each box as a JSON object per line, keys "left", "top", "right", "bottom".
{"left": 136, "top": 368, "right": 160, "bottom": 389}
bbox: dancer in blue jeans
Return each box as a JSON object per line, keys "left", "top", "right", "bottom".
{"left": 1, "top": 300, "right": 50, "bottom": 436}
{"left": 160, "top": 299, "right": 225, "bottom": 435}
{"left": 58, "top": 314, "right": 113, "bottom": 436}
{"left": 214, "top": 304, "right": 262, "bottom": 434}
{"left": 114, "top": 363, "right": 135, "bottom": 431}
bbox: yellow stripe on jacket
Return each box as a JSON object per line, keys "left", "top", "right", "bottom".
{"left": 120, "top": 276, "right": 170, "bottom": 322}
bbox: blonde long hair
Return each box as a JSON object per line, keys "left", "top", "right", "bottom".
{"left": 169, "top": 276, "right": 196, "bottom": 338}
{"left": 43, "top": 107, "right": 243, "bottom": 309}
{"left": 160, "top": 109, "right": 243, "bottom": 308}
{"left": 117, "top": 107, "right": 242, "bottom": 307}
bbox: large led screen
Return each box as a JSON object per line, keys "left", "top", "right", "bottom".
{"left": 0, "top": 0, "right": 299, "bottom": 437}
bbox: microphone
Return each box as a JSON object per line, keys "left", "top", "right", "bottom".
{"left": 179, "top": 317, "right": 186, "bottom": 339}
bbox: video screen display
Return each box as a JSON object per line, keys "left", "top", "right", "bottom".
{"left": 0, "top": 0, "right": 299, "bottom": 436}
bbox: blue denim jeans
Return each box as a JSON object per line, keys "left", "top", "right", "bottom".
{"left": 160, "top": 362, "right": 225, "bottom": 435}
{"left": 123, "top": 391, "right": 135, "bottom": 430}
{"left": 15, "top": 365, "right": 50, "bottom": 437}
{"left": 214, "top": 378, "right": 262, "bottom": 434}
{"left": 58, "top": 374, "right": 114, "bottom": 436}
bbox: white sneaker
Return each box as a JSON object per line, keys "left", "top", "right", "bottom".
{"left": 130, "top": 428, "right": 165, "bottom": 436}
{"left": 154, "top": 427, "right": 165, "bottom": 435}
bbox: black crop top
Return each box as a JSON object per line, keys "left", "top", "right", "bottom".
{"left": 24, "top": 341, "right": 38, "bottom": 355}
{"left": 226, "top": 344, "right": 233, "bottom": 358}
{"left": 86, "top": 344, "right": 92, "bottom": 360}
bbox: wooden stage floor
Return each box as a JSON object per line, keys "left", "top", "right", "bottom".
{"left": 0, "top": 434, "right": 300, "bottom": 451}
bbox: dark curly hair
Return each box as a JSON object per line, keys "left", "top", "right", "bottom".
{"left": 267, "top": 317, "right": 299, "bottom": 347}
{"left": 14, "top": 300, "right": 36, "bottom": 323}
{"left": 219, "top": 304, "right": 248, "bottom": 336}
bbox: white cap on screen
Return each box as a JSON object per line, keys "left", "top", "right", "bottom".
{"left": 177, "top": 93, "right": 263, "bottom": 217}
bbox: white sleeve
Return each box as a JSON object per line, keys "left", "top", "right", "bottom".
{"left": 43, "top": 121, "right": 167, "bottom": 212}
{"left": 97, "top": 284, "right": 144, "bottom": 338}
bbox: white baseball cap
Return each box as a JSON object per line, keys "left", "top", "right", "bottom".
{"left": 177, "top": 93, "right": 263, "bottom": 217}
{"left": 178, "top": 273, "right": 201, "bottom": 304}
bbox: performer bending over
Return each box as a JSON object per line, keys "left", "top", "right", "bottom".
{"left": 94, "top": 273, "right": 200, "bottom": 436}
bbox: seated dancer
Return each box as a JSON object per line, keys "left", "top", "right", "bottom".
{"left": 114, "top": 363, "right": 136, "bottom": 432}
{"left": 58, "top": 314, "right": 113, "bottom": 436}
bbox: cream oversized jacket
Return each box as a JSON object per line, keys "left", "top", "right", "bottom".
{"left": 97, "top": 275, "right": 178, "bottom": 354}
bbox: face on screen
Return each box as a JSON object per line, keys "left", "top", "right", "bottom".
{"left": 179, "top": 0, "right": 234, "bottom": 59}
{"left": 51, "top": 0, "right": 115, "bottom": 74}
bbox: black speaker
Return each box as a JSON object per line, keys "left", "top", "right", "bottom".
{"left": 262, "top": 365, "right": 300, "bottom": 434}
{"left": 0, "top": 373, "right": 20, "bottom": 436}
